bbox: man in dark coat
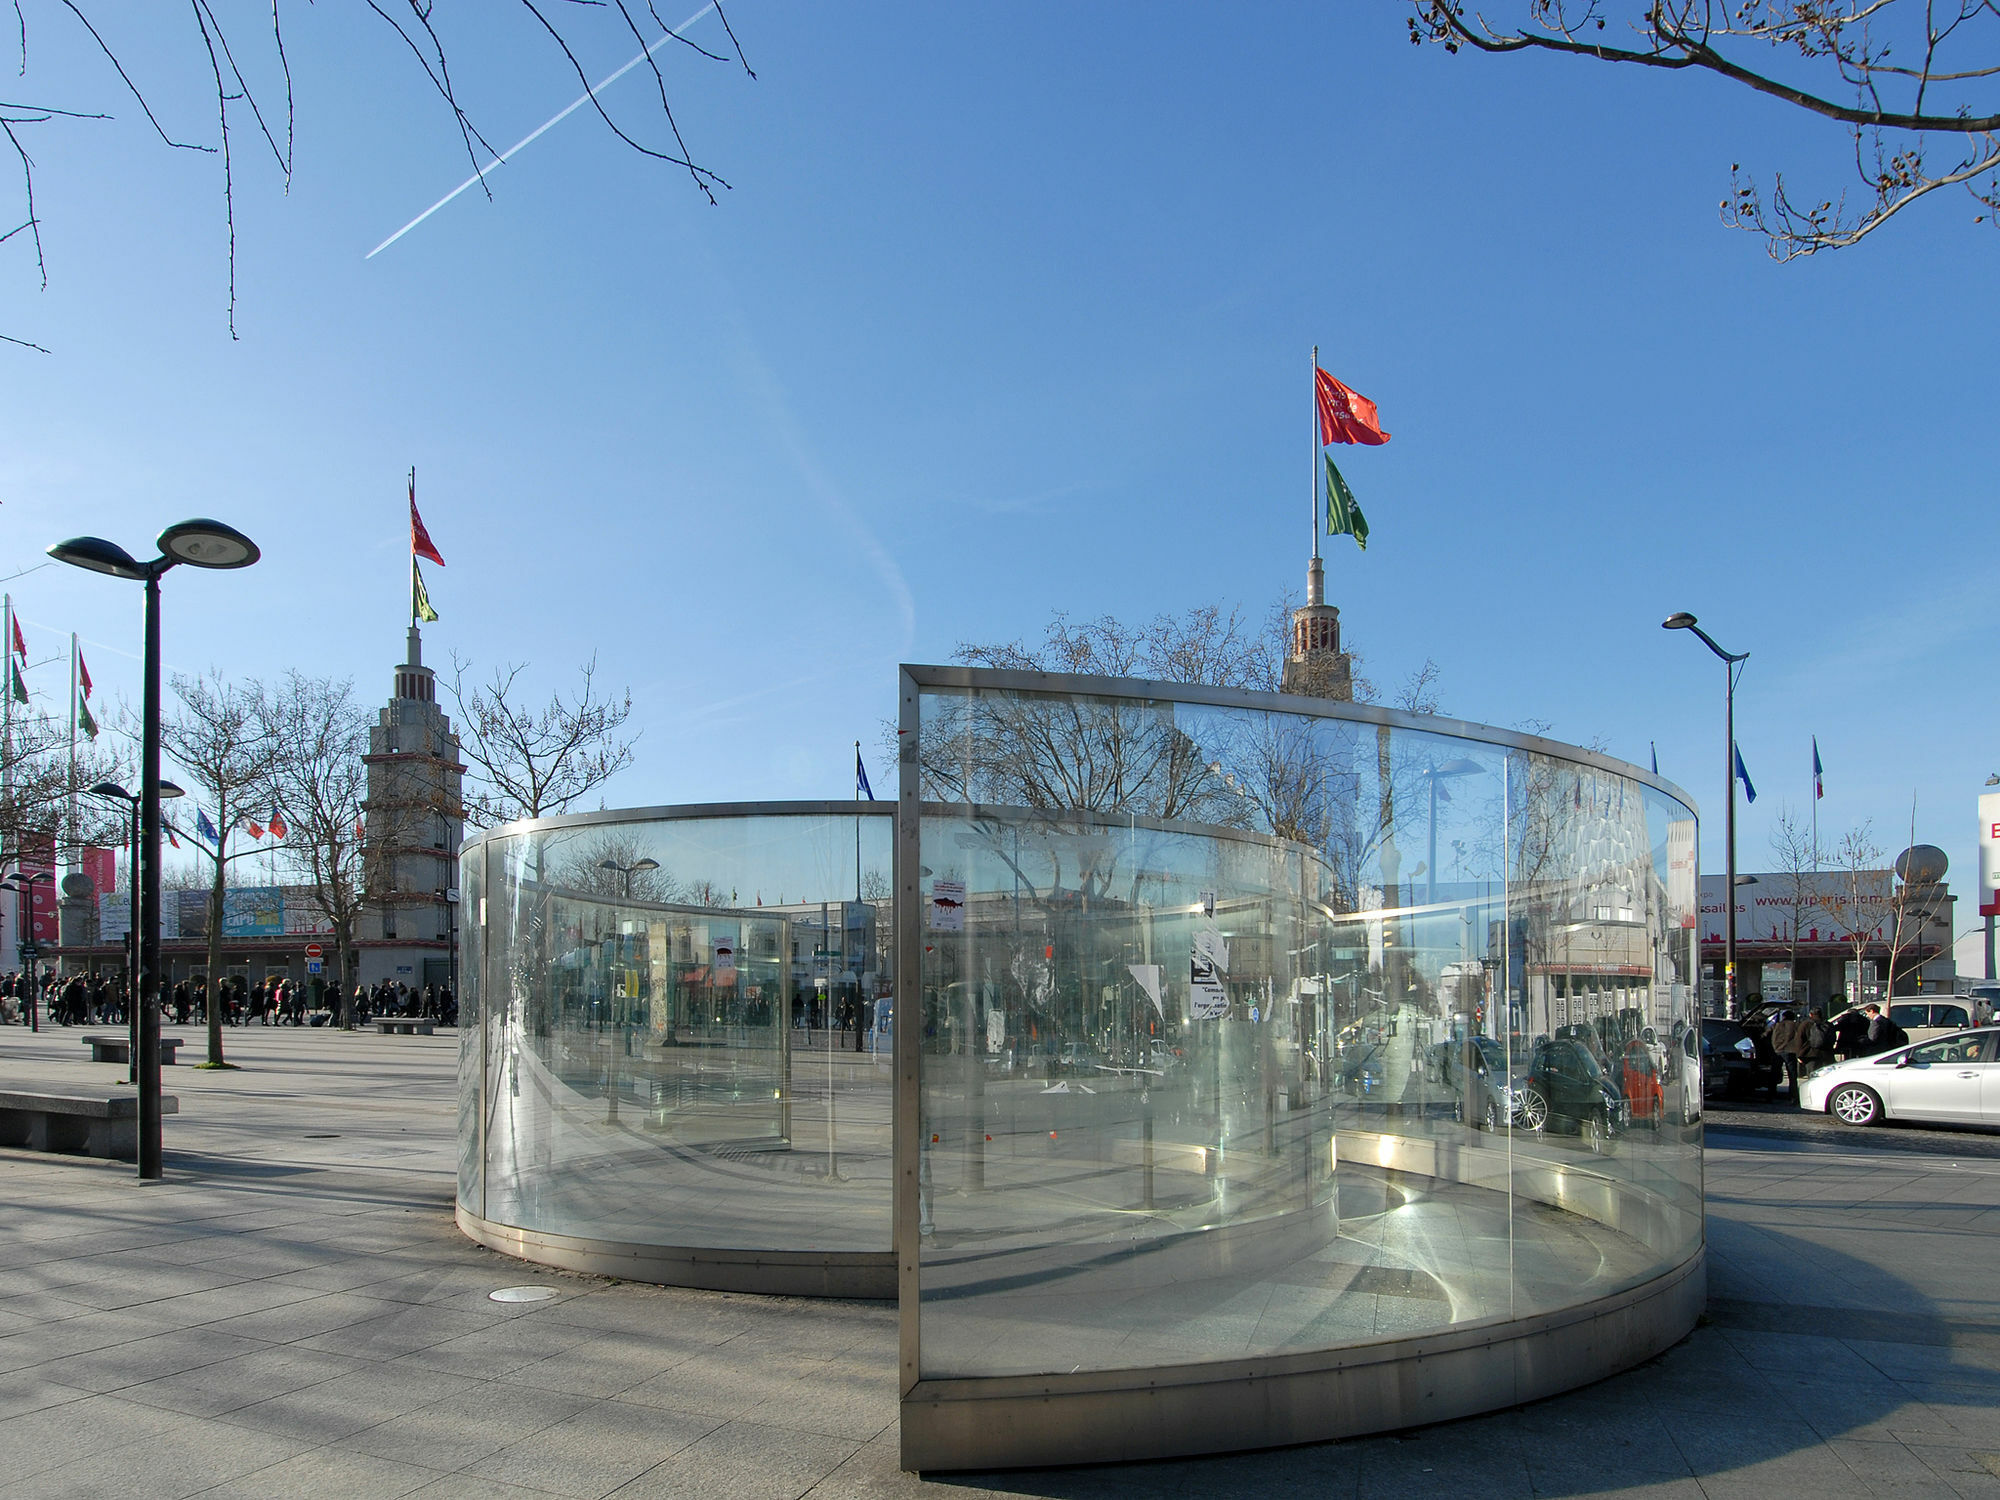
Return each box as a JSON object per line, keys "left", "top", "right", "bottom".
{"left": 1834, "top": 1003, "right": 1871, "bottom": 1060}
{"left": 1768, "top": 1009, "right": 1808, "bottom": 1100}
{"left": 1862, "top": 1003, "right": 1908, "bottom": 1055}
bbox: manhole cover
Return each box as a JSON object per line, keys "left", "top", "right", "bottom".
{"left": 304, "top": 1133, "right": 341, "bottom": 1139}
{"left": 490, "top": 1286, "right": 559, "bottom": 1304}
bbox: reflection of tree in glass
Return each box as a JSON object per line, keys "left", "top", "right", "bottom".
{"left": 545, "top": 828, "right": 678, "bottom": 904}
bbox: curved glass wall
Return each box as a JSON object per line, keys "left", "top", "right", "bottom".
{"left": 458, "top": 806, "right": 895, "bottom": 1283}
{"left": 898, "top": 668, "right": 1702, "bottom": 1464}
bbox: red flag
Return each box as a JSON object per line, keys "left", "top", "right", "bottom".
{"left": 410, "top": 476, "right": 446, "bottom": 566}
{"left": 78, "top": 653, "right": 92, "bottom": 699}
{"left": 166, "top": 825, "right": 180, "bottom": 849}
{"left": 1316, "top": 367, "right": 1392, "bottom": 446}
{"left": 10, "top": 616, "right": 23, "bottom": 661}
{"left": 355, "top": 816, "right": 365, "bottom": 842}
{"left": 268, "top": 806, "right": 287, "bottom": 840}
{"left": 245, "top": 819, "right": 266, "bottom": 840}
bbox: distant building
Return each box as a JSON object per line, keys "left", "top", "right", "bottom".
{"left": 356, "top": 625, "right": 466, "bottom": 990}
{"left": 1281, "top": 555, "right": 1353, "bottom": 701}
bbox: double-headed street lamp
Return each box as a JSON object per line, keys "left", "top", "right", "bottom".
{"left": 2, "top": 867, "right": 53, "bottom": 1030}
{"left": 597, "top": 857, "right": 659, "bottom": 899}
{"left": 87, "top": 780, "right": 185, "bottom": 1082}
{"left": 50, "top": 520, "right": 260, "bottom": 1180}
{"left": 1663, "top": 612, "right": 1749, "bottom": 1019}
{"left": 1418, "top": 759, "right": 1483, "bottom": 907}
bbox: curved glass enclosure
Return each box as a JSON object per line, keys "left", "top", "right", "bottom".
{"left": 458, "top": 669, "right": 1705, "bottom": 1470}
{"left": 457, "top": 804, "right": 897, "bottom": 1296}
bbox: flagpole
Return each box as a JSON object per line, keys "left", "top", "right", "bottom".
{"left": 67, "top": 633, "right": 79, "bottom": 875}
{"left": 1310, "top": 345, "right": 1321, "bottom": 563}
{"left": 409, "top": 468, "right": 418, "bottom": 631}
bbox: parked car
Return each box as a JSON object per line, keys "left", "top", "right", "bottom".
{"left": 1516, "top": 1036, "right": 1628, "bottom": 1152}
{"left": 1799, "top": 1027, "right": 1999, "bottom": 1126}
{"left": 1701, "top": 1018, "right": 1781, "bottom": 1099}
{"left": 1433, "top": 1035, "right": 1518, "bottom": 1131}
{"left": 1825, "top": 999, "right": 1977, "bottom": 1047}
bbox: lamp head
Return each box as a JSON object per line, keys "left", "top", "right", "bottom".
{"left": 631, "top": 858, "right": 660, "bottom": 873}
{"left": 160, "top": 781, "right": 186, "bottom": 800}
{"left": 158, "top": 519, "right": 259, "bottom": 570}
{"left": 48, "top": 536, "right": 149, "bottom": 581}
{"left": 1662, "top": 612, "right": 1697, "bottom": 631}
{"left": 88, "top": 781, "right": 134, "bottom": 802}
{"left": 597, "top": 860, "right": 621, "bottom": 873}
{"left": 1437, "top": 758, "right": 1483, "bottom": 776}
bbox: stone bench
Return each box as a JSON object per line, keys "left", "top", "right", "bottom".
{"left": 372, "top": 1018, "right": 435, "bottom": 1036}
{"left": 0, "top": 1089, "right": 179, "bottom": 1161}
{"left": 80, "top": 1036, "right": 182, "bottom": 1066}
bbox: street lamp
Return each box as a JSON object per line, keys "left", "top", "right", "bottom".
{"left": 2, "top": 867, "right": 53, "bottom": 1030}
{"left": 1663, "top": 611, "right": 1749, "bottom": 1018}
{"left": 87, "top": 780, "right": 185, "bottom": 1081}
{"left": 597, "top": 857, "right": 660, "bottom": 899}
{"left": 51, "top": 520, "right": 260, "bottom": 1179}
{"left": 1418, "top": 759, "right": 1483, "bottom": 906}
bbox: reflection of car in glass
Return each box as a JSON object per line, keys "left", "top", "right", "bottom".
{"left": 1338, "top": 1042, "right": 1389, "bottom": 1097}
{"left": 1516, "top": 1037, "right": 1628, "bottom": 1152}
{"left": 1799, "top": 1028, "right": 1999, "bottom": 1126}
{"left": 1701, "top": 1018, "right": 1780, "bottom": 1099}
{"left": 1432, "top": 1036, "right": 1518, "bottom": 1130}
{"left": 1613, "top": 1038, "right": 1664, "bottom": 1127}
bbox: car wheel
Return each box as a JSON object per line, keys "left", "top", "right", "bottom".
{"left": 1829, "top": 1084, "right": 1881, "bottom": 1126}
{"left": 1583, "top": 1110, "right": 1610, "bottom": 1155}
{"left": 1515, "top": 1086, "right": 1549, "bottom": 1132}
{"left": 1484, "top": 1099, "right": 1503, "bottom": 1133}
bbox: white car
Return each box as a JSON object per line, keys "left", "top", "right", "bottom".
{"left": 1799, "top": 1027, "right": 2000, "bottom": 1127}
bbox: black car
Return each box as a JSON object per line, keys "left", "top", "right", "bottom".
{"left": 1700, "top": 1018, "right": 1781, "bottom": 1099}
{"left": 1517, "top": 1036, "right": 1627, "bottom": 1152}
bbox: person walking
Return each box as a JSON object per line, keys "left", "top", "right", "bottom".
{"left": 1768, "top": 1009, "right": 1808, "bottom": 1101}
{"left": 1862, "top": 1003, "right": 1908, "bottom": 1056}
{"left": 1833, "top": 1000, "right": 1870, "bottom": 1061}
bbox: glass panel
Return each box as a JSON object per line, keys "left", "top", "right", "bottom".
{"left": 475, "top": 811, "right": 894, "bottom": 1252}
{"left": 913, "top": 682, "right": 1700, "bottom": 1380}
{"left": 456, "top": 838, "right": 485, "bottom": 1216}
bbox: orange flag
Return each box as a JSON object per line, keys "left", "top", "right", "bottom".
{"left": 1316, "top": 368, "right": 1391, "bottom": 446}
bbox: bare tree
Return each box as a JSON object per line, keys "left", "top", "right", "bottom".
{"left": 260, "top": 672, "right": 370, "bottom": 1009}
{"left": 1767, "top": 804, "right": 1823, "bottom": 988}
{"left": 4, "top": 2, "right": 756, "bottom": 347}
{"left": 447, "top": 656, "right": 638, "bottom": 827}
{"left": 547, "top": 827, "right": 678, "bottom": 903}
{"left": 160, "top": 672, "right": 280, "bottom": 1066}
{"left": 1411, "top": 2, "right": 2000, "bottom": 257}
{"left": 1824, "top": 821, "right": 1892, "bottom": 1006}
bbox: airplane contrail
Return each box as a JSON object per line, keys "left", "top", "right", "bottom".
{"left": 366, "top": 2, "right": 719, "bottom": 261}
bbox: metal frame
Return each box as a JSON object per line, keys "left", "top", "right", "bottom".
{"left": 892, "top": 663, "right": 1705, "bottom": 1471}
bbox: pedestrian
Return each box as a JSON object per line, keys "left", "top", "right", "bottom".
{"left": 1861, "top": 1003, "right": 1908, "bottom": 1056}
{"left": 1800, "top": 1006, "right": 1837, "bottom": 1082}
{"left": 1833, "top": 1001, "right": 1870, "bottom": 1061}
{"left": 1767, "top": 1008, "right": 1808, "bottom": 1100}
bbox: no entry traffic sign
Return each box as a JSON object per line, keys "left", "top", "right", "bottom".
{"left": 303, "top": 943, "right": 323, "bottom": 960}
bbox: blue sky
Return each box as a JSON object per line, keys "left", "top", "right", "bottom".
{"left": 2, "top": 5, "right": 1992, "bottom": 956}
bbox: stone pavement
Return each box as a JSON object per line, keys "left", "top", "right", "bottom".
{"left": 0, "top": 1023, "right": 1997, "bottom": 1498}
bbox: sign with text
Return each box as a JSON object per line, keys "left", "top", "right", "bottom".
{"left": 1980, "top": 792, "right": 2000, "bottom": 916}
{"left": 1189, "top": 926, "right": 1229, "bottom": 1020}
{"left": 928, "top": 879, "right": 966, "bottom": 932}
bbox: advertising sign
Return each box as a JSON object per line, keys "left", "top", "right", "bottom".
{"left": 1190, "top": 927, "right": 1229, "bottom": 1020}
{"left": 1666, "top": 820, "right": 1697, "bottom": 930}
{"left": 221, "top": 887, "right": 285, "bottom": 937}
{"left": 712, "top": 936, "right": 737, "bottom": 984}
{"left": 1980, "top": 792, "right": 2000, "bottom": 918}
{"left": 928, "top": 879, "right": 966, "bottom": 932}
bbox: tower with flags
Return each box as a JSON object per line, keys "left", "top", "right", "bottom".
{"left": 356, "top": 473, "right": 467, "bottom": 990}
{"left": 1281, "top": 350, "right": 1389, "bottom": 701}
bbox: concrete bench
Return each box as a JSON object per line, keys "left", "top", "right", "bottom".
{"left": 0, "top": 1089, "right": 179, "bottom": 1161}
{"left": 80, "top": 1036, "right": 182, "bottom": 1066}
{"left": 371, "top": 1018, "right": 435, "bottom": 1036}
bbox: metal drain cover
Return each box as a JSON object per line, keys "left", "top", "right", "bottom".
{"left": 490, "top": 1285, "right": 559, "bottom": 1304}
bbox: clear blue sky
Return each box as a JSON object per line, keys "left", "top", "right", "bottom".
{"left": 2, "top": 5, "right": 1991, "bottom": 952}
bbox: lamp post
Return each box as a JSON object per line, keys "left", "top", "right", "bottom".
{"left": 1663, "top": 612, "right": 1749, "bottom": 1019}
{"left": 87, "top": 780, "right": 186, "bottom": 1082}
{"left": 592, "top": 859, "right": 655, "bottom": 1121}
{"left": 441, "top": 885, "right": 460, "bottom": 1012}
{"left": 1419, "top": 759, "right": 1483, "bottom": 907}
{"left": 3, "top": 867, "right": 53, "bottom": 1030}
{"left": 50, "top": 521, "right": 261, "bottom": 1180}
{"left": 597, "top": 857, "right": 659, "bottom": 900}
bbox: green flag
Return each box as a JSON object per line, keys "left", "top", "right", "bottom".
{"left": 77, "top": 693, "right": 97, "bottom": 739}
{"left": 1324, "top": 454, "right": 1369, "bottom": 551}
{"left": 8, "top": 661, "right": 24, "bottom": 705}
{"left": 413, "top": 560, "right": 440, "bottom": 623}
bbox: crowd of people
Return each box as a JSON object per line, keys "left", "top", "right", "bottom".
{"left": 0, "top": 969, "right": 456, "bottom": 1029}
{"left": 1761, "top": 998, "right": 1909, "bottom": 1103}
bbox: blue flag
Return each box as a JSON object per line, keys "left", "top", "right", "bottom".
{"left": 855, "top": 745, "right": 875, "bottom": 802}
{"left": 1650, "top": 742, "right": 1658, "bottom": 776}
{"left": 195, "top": 808, "right": 220, "bottom": 847}
{"left": 1812, "top": 737, "right": 1824, "bottom": 800}
{"left": 1733, "top": 743, "right": 1757, "bottom": 804}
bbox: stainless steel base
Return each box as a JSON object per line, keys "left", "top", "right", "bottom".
{"left": 900, "top": 1246, "right": 1704, "bottom": 1471}
{"left": 455, "top": 1204, "right": 895, "bottom": 1299}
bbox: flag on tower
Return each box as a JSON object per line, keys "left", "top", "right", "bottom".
{"left": 1323, "top": 455, "right": 1369, "bottom": 551}
{"left": 411, "top": 475, "right": 446, "bottom": 566}
{"left": 413, "top": 561, "right": 440, "bottom": 624}
{"left": 1812, "top": 737, "right": 1824, "bottom": 800}
{"left": 1315, "top": 367, "right": 1392, "bottom": 446}
{"left": 856, "top": 745, "right": 875, "bottom": 801}
{"left": 77, "top": 653, "right": 92, "bottom": 698}
{"left": 10, "top": 615, "right": 23, "bottom": 662}
{"left": 76, "top": 694, "right": 96, "bottom": 740}
{"left": 8, "top": 660, "right": 24, "bottom": 705}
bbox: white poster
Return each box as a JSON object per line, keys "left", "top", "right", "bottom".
{"left": 1190, "top": 926, "right": 1229, "bottom": 1020}
{"left": 712, "top": 937, "right": 737, "bottom": 984}
{"left": 1980, "top": 793, "right": 2000, "bottom": 914}
{"left": 928, "top": 879, "right": 966, "bottom": 932}
{"left": 1127, "top": 963, "right": 1164, "bottom": 1015}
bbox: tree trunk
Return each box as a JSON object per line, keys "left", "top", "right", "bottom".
{"left": 205, "top": 846, "right": 226, "bottom": 1066}
{"left": 335, "top": 916, "right": 355, "bottom": 1028}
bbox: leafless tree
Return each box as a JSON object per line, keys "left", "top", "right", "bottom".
{"left": 1411, "top": 1, "right": 2000, "bottom": 257}
{"left": 3, "top": 2, "right": 755, "bottom": 347}
{"left": 1767, "top": 804, "right": 1823, "bottom": 986}
{"left": 547, "top": 827, "right": 678, "bottom": 904}
{"left": 1824, "top": 820, "right": 1892, "bottom": 1005}
{"left": 260, "top": 672, "right": 370, "bottom": 1006}
{"left": 159, "top": 671, "right": 280, "bottom": 1066}
{"left": 447, "top": 655, "right": 638, "bottom": 828}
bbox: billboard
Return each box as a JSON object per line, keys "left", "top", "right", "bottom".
{"left": 1698, "top": 871, "right": 1892, "bottom": 944}
{"left": 221, "top": 887, "right": 285, "bottom": 937}
{"left": 1979, "top": 792, "right": 2000, "bottom": 919}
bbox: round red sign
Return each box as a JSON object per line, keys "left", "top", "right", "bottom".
{"left": 303, "top": 943, "right": 323, "bottom": 959}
